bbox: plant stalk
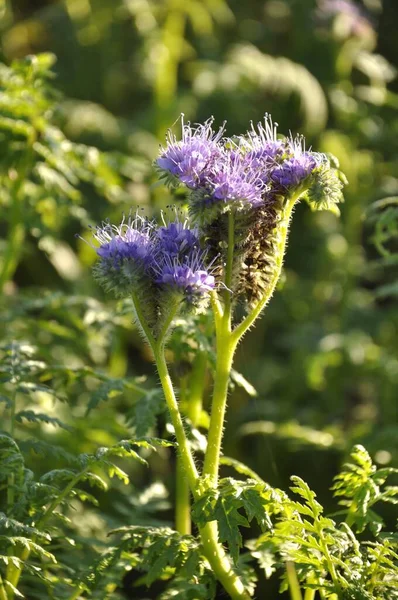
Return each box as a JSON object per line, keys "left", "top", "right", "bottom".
{"left": 0, "top": 576, "right": 8, "bottom": 600}
{"left": 304, "top": 588, "right": 316, "bottom": 600}
{"left": 202, "top": 210, "right": 236, "bottom": 483}
{"left": 286, "top": 561, "right": 303, "bottom": 600}
{"left": 200, "top": 522, "right": 251, "bottom": 600}
{"left": 175, "top": 351, "right": 207, "bottom": 535}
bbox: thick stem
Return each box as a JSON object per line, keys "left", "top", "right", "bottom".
{"left": 202, "top": 329, "right": 236, "bottom": 482}
{"left": 132, "top": 270, "right": 249, "bottom": 598}
{"left": 304, "top": 588, "right": 316, "bottom": 600}
{"left": 203, "top": 210, "right": 236, "bottom": 483}
{"left": 200, "top": 522, "right": 251, "bottom": 600}
{"left": 175, "top": 454, "right": 191, "bottom": 535}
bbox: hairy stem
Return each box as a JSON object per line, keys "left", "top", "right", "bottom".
{"left": 154, "top": 348, "right": 199, "bottom": 492}
{"left": 202, "top": 210, "right": 236, "bottom": 483}
{"left": 202, "top": 326, "right": 236, "bottom": 482}
{"left": 200, "top": 522, "right": 251, "bottom": 600}
{"left": 134, "top": 292, "right": 250, "bottom": 598}
{"left": 176, "top": 352, "right": 207, "bottom": 534}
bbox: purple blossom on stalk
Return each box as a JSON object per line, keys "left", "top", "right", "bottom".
{"left": 242, "top": 116, "right": 284, "bottom": 170}
{"left": 92, "top": 213, "right": 155, "bottom": 268}
{"left": 205, "top": 153, "right": 266, "bottom": 207}
{"left": 157, "top": 116, "right": 225, "bottom": 188}
{"left": 155, "top": 250, "right": 215, "bottom": 300}
{"left": 156, "top": 216, "right": 200, "bottom": 257}
{"left": 271, "top": 136, "right": 317, "bottom": 190}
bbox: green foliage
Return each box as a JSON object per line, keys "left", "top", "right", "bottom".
{"left": 331, "top": 444, "right": 398, "bottom": 534}
{"left": 248, "top": 447, "right": 398, "bottom": 599}
{"left": 193, "top": 478, "right": 286, "bottom": 563}
{"left": 80, "top": 526, "right": 216, "bottom": 599}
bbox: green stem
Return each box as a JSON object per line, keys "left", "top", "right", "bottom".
{"left": 154, "top": 348, "right": 199, "bottom": 493}
{"left": 202, "top": 327, "right": 236, "bottom": 482}
{"left": 304, "top": 588, "right": 316, "bottom": 600}
{"left": 286, "top": 561, "right": 303, "bottom": 600}
{"left": 203, "top": 210, "right": 236, "bottom": 483}
{"left": 200, "top": 522, "right": 251, "bottom": 600}
{"left": 131, "top": 292, "right": 156, "bottom": 349}
{"left": 0, "top": 576, "right": 8, "bottom": 600}
{"left": 175, "top": 352, "right": 207, "bottom": 535}
{"left": 223, "top": 209, "right": 235, "bottom": 314}
{"left": 175, "top": 454, "right": 191, "bottom": 535}
{"left": 132, "top": 269, "right": 250, "bottom": 598}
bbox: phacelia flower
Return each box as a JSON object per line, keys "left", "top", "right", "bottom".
{"left": 205, "top": 152, "right": 266, "bottom": 207}
{"left": 271, "top": 136, "right": 317, "bottom": 190}
{"left": 93, "top": 214, "right": 155, "bottom": 268}
{"left": 157, "top": 116, "right": 225, "bottom": 188}
{"left": 156, "top": 214, "right": 200, "bottom": 257}
{"left": 241, "top": 116, "right": 284, "bottom": 169}
{"left": 155, "top": 248, "right": 215, "bottom": 302}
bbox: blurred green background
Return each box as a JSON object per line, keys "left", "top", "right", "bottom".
{"left": 0, "top": 0, "right": 397, "bottom": 597}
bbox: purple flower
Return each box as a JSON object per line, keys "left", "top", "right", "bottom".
{"left": 156, "top": 218, "right": 200, "bottom": 257}
{"left": 157, "top": 116, "right": 225, "bottom": 188}
{"left": 241, "top": 116, "right": 284, "bottom": 169}
{"left": 157, "top": 264, "right": 215, "bottom": 293}
{"left": 93, "top": 214, "right": 155, "bottom": 268}
{"left": 154, "top": 249, "right": 215, "bottom": 299}
{"left": 205, "top": 153, "right": 266, "bottom": 207}
{"left": 271, "top": 136, "right": 318, "bottom": 189}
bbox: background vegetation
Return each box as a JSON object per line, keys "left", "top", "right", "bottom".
{"left": 0, "top": 0, "right": 397, "bottom": 598}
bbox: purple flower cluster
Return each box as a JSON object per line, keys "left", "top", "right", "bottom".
{"left": 157, "top": 115, "right": 318, "bottom": 209}
{"left": 271, "top": 143, "right": 318, "bottom": 189}
{"left": 157, "top": 117, "right": 224, "bottom": 189}
{"left": 154, "top": 218, "right": 215, "bottom": 297}
{"left": 93, "top": 214, "right": 155, "bottom": 268}
{"left": 91, "top": 212, "right": 214, "bottom": 300}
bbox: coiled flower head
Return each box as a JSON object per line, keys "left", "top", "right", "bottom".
{"left": 89, "top": 213, "right": 156, "bottom": 298}
{"left": 157, "top": 116, "right": 225, "bottom": 189}
{"left": 271, "top": 136, "right": 318, "bottom": 191}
